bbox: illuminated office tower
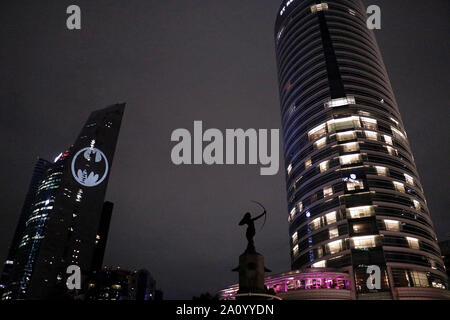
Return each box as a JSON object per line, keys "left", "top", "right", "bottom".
{"left": 1, "top": 104, "right": 125, "bottom": 300}
{"left": 274, "top": 0, "right": 448, "bottom": 299}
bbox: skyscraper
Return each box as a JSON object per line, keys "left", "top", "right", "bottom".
{"left": 1, "top": 104, "right": 125, "bottom": 300}
{"left": 274, "top": 0, "right": 448, "bottom": 299}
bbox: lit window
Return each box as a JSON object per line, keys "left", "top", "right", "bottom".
{"left": 290, "top": 207, "right": 296, "bottom": 220}
{"left": 347, "top": 206, "right": 374, "bottom": 219}
{"left": 384, "top": 219, "right": 400, "bottom": 231}
{"left": 308, "top": 123, "right": 326, "bottom": 141}
{"left": 326, "top": 211, "right": 337, "bottom": 224}
{"left": 348, "top": 8, "right": 356, "bottom": 16}
{"left": 351, "top": 235, "right": 377, "bottom": 249}
{"left": 347, "top": 179, "right": 364, "bottom": 191}
{"left": 310, "top": 218, "right": 321, "bottom": 231}
{"left": 310, "top": 3, "right": 329, "bottom": 13}
{"left": 327, "top": 116, "right": 361, "bottom": 133}
{"left": 341, "top": 142, "right": 360, "bottom": 153}
{"left": 352, "top": 223, "right": 365, "bottom": 233}
{"left": 404, "top": 174, "right": 414, "bottom": 185}
{"left": 386, "top": 146, "right": 398, "bottom": 156}
{"left": 391, "top": 127, "right": 406, "bottom": 140}
{"left": 298, "top": 202, "right": 303, "bottom": 212}
{"left": 319, "top": 160, "right": 330, "bottom": 173}
{"left": 384, "top": 135, "right": 393, "bottom": 145}
{"left": 390, "top": 117, "right": 399, "bottom": 126}
{"left": 324, "top": 186, "right": 333, "bottom": 197}
{"left": 375, "top": 166, "right": 388, "bottom": 176}
{"left": 361, "top": 117, "right": 377, "bottom": 130}
{"left": 314, "top": 137, "right": 327, "bottom": 149}
{"left": 393, "top": 181, "right": 405, "bottom": 193}
{"left": 317, "top": 247, "right": 324, "bottom": 258}
{"left": 327, "top": 240, "right": 342, "bottom": 254}
{"left": 287, "top": 164, "right": 293, "bottom": 175}
{"left": 277, "top": 26, "right": 285, "bottom": 41}
{"left": 292, "top": 232, "right": 298, "bottom": 244}
{"left": 305, "top": 158, "right": 312, "bottom": 169}
{"left": 339, "top": 154, "right": 362, "bottom": 165}
{"left": 337, "top": 131, "right": 356, "bottom": 142}
{"left": 409, "top": 271, "right": 429, "bottom": 287}
{"left": 329, "top": 228, "right": 339, "bottom": 239}
{"left": 413, "top": 200, "right": 421, "bottom": 211}
{"left": 365, "top": 130, "right": 378, "bottom": 141}
{"left": 406, "top": 237, "right": 419, "bottom": 249}
{"left": 324, "top": 95, "right": 356, "bottom": 108}
{"left": 312, "top": 260, "right": 326, "bottom": 268}
{"left": 293, "top": 245, "right": 299, "bottom": 257}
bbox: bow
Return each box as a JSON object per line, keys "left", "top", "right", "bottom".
{"left": 251, "top": 200, "right": 267, "bottom": 231}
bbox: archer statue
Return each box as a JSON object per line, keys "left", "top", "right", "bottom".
{"left": 239, "top": 201, "right": 267, "bottom": 253}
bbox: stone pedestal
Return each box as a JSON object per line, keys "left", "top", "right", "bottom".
{"left": 233, "top": 251, "right": 270, "bottom": 295}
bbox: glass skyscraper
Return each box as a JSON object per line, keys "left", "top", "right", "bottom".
{"left": 1, "top": 104, "right": 125, "bottom": 300}
{"left": 274, "top": 0, "right": 448, "bottom": 299}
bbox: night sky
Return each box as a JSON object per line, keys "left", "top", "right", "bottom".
{"left": 0, "top": 0, "right": 449, "bottom": 299}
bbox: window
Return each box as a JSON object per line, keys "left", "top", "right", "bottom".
{"left": 347, "top": 206, "right": 374, "bottom": 219}
{"left": 319, "top": 160, "right": 330, "bottom": 173}
{"left": 314, "top": 137, "right": 327, "bottom": 149}
{"left": 413, "top": 200, "right": 421, "bottom": 211}
{"left": 298, "top": 202, "right": 303, "bottom": 212}
{"left": 375, "top": 166, "right": 388, "bottom": 176}
{"left": 324, "top": 96, "right": 356, "bottom": 108}
{"left": 312, "top": 260, "right": 326, "bottom": 268}
{"left": 347, "top": 180, "right": 364, "bottom": 191}
{"left": 337, "top": 131, "right": 357, "bottom": 142}
{"left": 391, "top": 127, "right": 406, "bottom": 141}
{"left": 324, "top": 186, "right": 333, "bottom": 197}
{"left": 386, "top": 146, "right": 398, "bottom": 156}
{"left": 409, "top": 271, "right": 429, "bottom": 287}
{"left": 310, "top": 218, "right": 321, "bottom": 230}
{"left": 339, "top": 154, "right": 362, "bottom": 165}
{"left": 393, "top": 181, "right": 405, "bottom": 193}
{"left": 292, "top": 232, "right": 298, "bottom": 244}
{"left": 384, "top": 219, "right": 400, "bottom": 231}
{"left": 290, "top": 207, "right": 296, "bottom": 220}
{"left": 328, "top": 116, "right": 361, "bottom": 133}
{"left": 351, "top": 235, "right": 377, "bottom": 249}
{"left": 327, "top": 240, "right": 342, "bottom": 254}
{"left": 310, "top": 3, "right": 329, "bottom": 13}
{"left": 361, "top": 117, "right": 377, "bottom": 130}
{"left": 326, "top": 211, "right": 337, "bottom": 225}
{"left": 341, "top": 142, "right": 360, "bottom": 153}
{"left": 406, "top": 237, "right": 419, "bottom": 249}
{"left": 308, "top": 123, "right": 326, "bottom": 141}
{"left": 317, "top": 247, "right": 324, "bottom": 258}
{"left": 329, "top": 228, "right": 339, "bottom": 239}
{"left": 365, "top": 130, "right": 378, "bottom": 141}
{"left": 293, "top": 245, "right": 299, "bottom": 257}
{"left": 384, "top": 135, "right": 393, "bottom": 145}
{"left": 404, "top": 174, "right": 414, "bottom": 186}
{"left": 305, "top": 158, "right": 312, "bottom": 169}
{"left": 287, "top": 164, "right": 293, "bottom": 175}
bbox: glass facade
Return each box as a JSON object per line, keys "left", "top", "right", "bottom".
{"left": 1, "top": 104, "right": 125, "bottom": 300}
{"left": 274, "top": 0, "right": 448, "bottom": 298}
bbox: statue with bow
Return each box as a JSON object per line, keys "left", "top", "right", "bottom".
{"left": 239, "top": 201, "right": 267, "bottom": 253}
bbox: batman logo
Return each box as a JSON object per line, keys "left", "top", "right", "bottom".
{"left": 71, "top": 147, "right": 109, "bottom": 187}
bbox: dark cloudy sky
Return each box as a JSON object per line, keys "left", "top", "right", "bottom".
{"left": 0, "top": 0, "right": 449, "bottom": 299}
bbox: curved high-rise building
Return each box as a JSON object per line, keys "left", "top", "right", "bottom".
{"left": 274, "top": 0, "right": 448, "bottom": 299}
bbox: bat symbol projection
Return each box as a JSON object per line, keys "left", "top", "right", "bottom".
{"left": 71, "top": 147, "right": 109, "bottom": 187}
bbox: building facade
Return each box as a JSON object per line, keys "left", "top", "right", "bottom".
{"left": 1, "top": 104, "right": 125, "bottom": 300}
{"left": 274, "top": 0, "right": 448, "bottom": 299}
{"left": 86, "top": 267, "right": 161, "bottom": 301}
